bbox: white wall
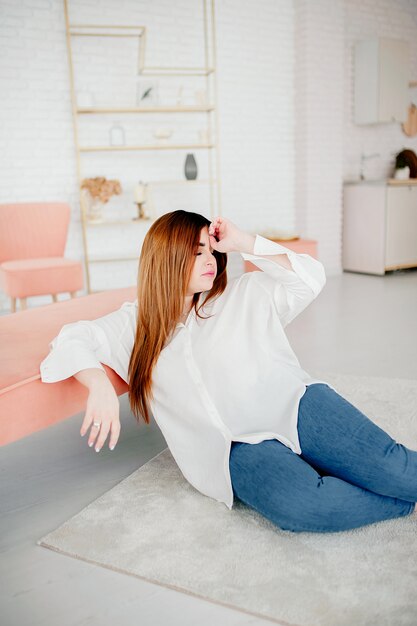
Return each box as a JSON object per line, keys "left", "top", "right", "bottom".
{"left": 0, "top": 0, "right": 80, "bottom": 311}
{"left": 1, "top": 0, "right": 417, "bottom": 312}
{"left": 294, "top": 0, "right": 417, "bottom": 276}
{"left": 0, "top": 0, "right": 296, "bottom": 310}
{"left": 343, "top": 0, "right": 417, "bottom": 183}
{"left": 294, "top": 0, "right": 345, "bottom": 275}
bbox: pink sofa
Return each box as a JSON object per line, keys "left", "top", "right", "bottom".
{"left": 0, "top": 286, "right": 136, "bottom": 446}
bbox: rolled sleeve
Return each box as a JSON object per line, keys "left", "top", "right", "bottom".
{"left": 40, "top": 322, "right": 110, "bottom": 383}
{"left": 241, "top": 234, "right": 326, "bottom": 326}
{"left": 39, "top": 300, "right": 137, "bottom": 384}
{"left": 40, "top": 345, "right": 106, "bottom": 383}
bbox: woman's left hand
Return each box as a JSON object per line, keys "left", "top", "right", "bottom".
{"left": 209, "top": 216, "right": 254, "bottom": 254}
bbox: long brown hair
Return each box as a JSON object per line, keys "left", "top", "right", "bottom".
{"left": 128, "top": 210, "right": 228, "bottom": 424}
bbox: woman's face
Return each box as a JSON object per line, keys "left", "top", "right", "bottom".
{"left": 186, "top": 226, "right": 217, "bottom": 295}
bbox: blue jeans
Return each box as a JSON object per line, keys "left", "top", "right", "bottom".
{"left": 229, "top": 383, "right": 416, "bottom": 533}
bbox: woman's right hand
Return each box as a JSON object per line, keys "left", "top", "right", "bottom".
{"left": 78, "top": 371, "right": 121, "bottom": 452}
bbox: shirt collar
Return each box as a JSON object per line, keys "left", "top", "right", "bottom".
{"left": 176, "top": 291, "right": 207, "bottom": 328}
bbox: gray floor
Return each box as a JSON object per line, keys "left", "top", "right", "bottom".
{"left": 2, "top": 268, "right": 417, "bottom": 626}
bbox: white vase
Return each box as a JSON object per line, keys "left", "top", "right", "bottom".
{"left": 81, "top": 189, "right": 103, "bottom": 224}
{"left": 87, "top": 198, "right": 104, "bottom": 224}
{"left": 109, "top": 122, "right": 125, "bottom": 146}
{"left": 394, "top": 166, "right": 410, "bottom": 180}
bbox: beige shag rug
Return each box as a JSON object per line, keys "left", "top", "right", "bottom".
{"left": 38, "top": 371, "right": 417, "bottom": 626}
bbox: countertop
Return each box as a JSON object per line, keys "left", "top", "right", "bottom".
{"left": 344, "top": 178, "right": 417, "bottom": 186}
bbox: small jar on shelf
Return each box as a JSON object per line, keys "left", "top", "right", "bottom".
{"left": 109, "top": 121, "right": 126, "bottom": 146}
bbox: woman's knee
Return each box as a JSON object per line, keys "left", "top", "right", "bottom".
{"left": 233, "top": 478, "right": 342, "bottom": 533}
{"left": 229, "top": 441, "right": 335, "bottom": 532}
{"left": 266, "top": 479, "right": 348, "bottom": 533}
{"left": 363, "top": 441, "right": 417, "bottom": 502}
{"left": 234, "top": 469, "right": 414, "bottom": 533}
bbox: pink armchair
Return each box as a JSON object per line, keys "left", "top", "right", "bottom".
{"left": 0, "top": 202, "right": 84, "bottom": 312}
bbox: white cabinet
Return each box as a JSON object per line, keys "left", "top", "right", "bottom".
{"left": 354, "top": 38, "right": 410, "bottom": 124}
{"left": 342, "top": 182, "right": 417, "bottom": 275}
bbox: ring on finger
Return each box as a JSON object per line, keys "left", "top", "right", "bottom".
{"left": 93, "top": 422, "right": 101, "bottom": 428}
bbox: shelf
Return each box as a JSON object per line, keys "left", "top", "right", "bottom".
{"left": 69, "top": 24, "right": 145, "bottom": 31}
{"left": 387, "top": 178, "right": 417, "bottom": 186}
{"left": 77, "top": 106, "right": 214, "bottom": 114}
{"left": 89, "top": 256, "right": 140, "bottom": 263}
{"left": 84, "top": 219, "right": 148, "bottom": 226}
{"left": 148, "top": 178, "right": 216, "bottom": 185}
{"left": 139, "top": 67, "right": 215, "bottom": 76}
{"left": 79, "top": 143, "right": 215, "bottom": 152}
{"left": 89, "top": 288, "right": 137, "bottom": 294}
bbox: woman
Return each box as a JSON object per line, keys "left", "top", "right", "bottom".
{"left": 40, "top": 210, "right": 417, "bottom": 533}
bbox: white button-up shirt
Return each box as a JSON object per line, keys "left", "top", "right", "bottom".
{"left": 40, "top": 235, "right": 335, "bottom": 510}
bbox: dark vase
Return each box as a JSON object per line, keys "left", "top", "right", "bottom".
{"left": 184, "top": 153, "right": 198, "bottom": 180}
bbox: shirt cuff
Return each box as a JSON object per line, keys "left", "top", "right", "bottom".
{"left": 40, "top": 343, "right": 105, "bottom": 383}
{"left": 240, "top": 234, "right": 325, "bottom": 296}
{"left": 254, "top": 234, "right": 297, "bottom": 256}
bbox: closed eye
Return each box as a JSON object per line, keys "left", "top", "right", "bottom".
{"left": 197, "top": 241, "right": 215, "bottom": 255}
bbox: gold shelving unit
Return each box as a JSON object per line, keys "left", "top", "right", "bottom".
{"left": 63, "top": 0, "right": 221, "bottom": 293}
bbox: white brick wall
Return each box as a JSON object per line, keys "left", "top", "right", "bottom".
{"left": 1, "top": 0, "right": 417, "bottom": 311}
{"left": 215, "top": 0, "right": 295, "bottom": 235}
{"left": 0, "top": 0, "right": 296, "bottom": 310}
{"left": 0, "top": 0, "right": 79, "bottom": 311}
{"left": 294, "top": 0, "right": 345, "bottom": 275}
